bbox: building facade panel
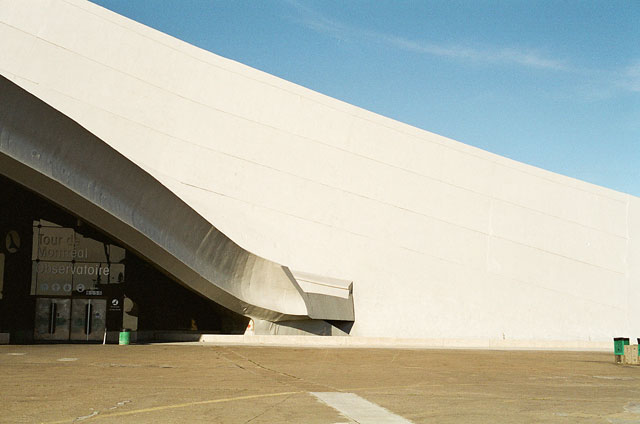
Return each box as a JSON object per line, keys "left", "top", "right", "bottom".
{"left": 0, "top": 0, "right": 637, "bottom": 344}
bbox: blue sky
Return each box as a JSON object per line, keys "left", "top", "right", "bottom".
{"left": 89, "top": 0, "right": 639, "bottom": 196}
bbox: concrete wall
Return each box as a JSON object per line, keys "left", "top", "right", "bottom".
{"left": 1, "top": 0, "right": 638, "bottom": 343}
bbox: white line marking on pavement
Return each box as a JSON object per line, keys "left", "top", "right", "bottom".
{"left": 74, "top": 410, "right": 98, "bottom": 421}
{"left": 311, "top": 392, "right": 413, "bottom": 424}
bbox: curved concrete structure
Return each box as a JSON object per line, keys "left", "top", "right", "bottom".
{"left": 0, "top": 75, "right": 353, "bottom": 323}
{"left": 0, "top": 0, "right": 638, "bottom": 344}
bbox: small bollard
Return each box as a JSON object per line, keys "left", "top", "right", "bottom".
{"left": 614, "top": 337, "right": 629, "bottom": 363}
{"left": 624, "top": 345, "right": 640, "bottom": 365}
{"left": 119, "top": 329, "right": 131, "bottom": 345}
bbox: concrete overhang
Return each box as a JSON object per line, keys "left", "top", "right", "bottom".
{"left": 0, "top": 75, "right": 354, "bottom": 323}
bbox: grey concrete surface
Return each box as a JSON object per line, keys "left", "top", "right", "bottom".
{"left": 1, "top": 344, "right": 640, "bottom": 423}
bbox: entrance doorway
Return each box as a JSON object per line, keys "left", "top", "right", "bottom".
{"left": 34, "top": 298, "right": 106, "bottom": 342}
{"left": 1, "top": 174, "right": 249, "bottom": 343}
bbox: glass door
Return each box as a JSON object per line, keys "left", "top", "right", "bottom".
{"left": 70, "top": 299, "right": 106, "bottom": 342}
{"left": 34, "top": 298, "right": 71, "bottom": 341}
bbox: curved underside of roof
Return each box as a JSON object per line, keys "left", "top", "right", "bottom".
{"left": 0, "top": 75, "right": 353, "bottom": 322}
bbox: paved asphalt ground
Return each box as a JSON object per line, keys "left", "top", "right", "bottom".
{"left": 1, "top": 344, "right": 640, "bottom": 423}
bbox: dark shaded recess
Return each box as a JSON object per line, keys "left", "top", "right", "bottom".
{"left": 0, "top": 175, "right": 248, "bottom": 339}
{"left": 125, "top": 255, "right": 248, "bottom": 333}
{"left": 327, "top": 320, "right": 354, "bottom": 335}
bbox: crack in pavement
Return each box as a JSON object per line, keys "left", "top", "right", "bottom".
{"left": 218, "top": 347, "right": 343, "bottom": 393}
{"left": 242, "top": 392, "right": 296, "bottom": 424}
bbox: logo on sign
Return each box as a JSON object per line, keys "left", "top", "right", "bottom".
{"left": 108, "top": 298, "right": 122, "bottom": 312}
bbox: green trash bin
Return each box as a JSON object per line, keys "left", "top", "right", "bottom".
{"left": 119, "top": 329, "right": 131, "bottom": 346}
{"left": 614, "top": 337, "right": 629, "bottom": 362}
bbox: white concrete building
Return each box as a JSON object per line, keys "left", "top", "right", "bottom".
{"left": 0, "top": 0, "right": 637, "bottom": 347}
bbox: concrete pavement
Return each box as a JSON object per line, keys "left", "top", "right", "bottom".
{"left": 1, "top": 344, "right": 639, "bottom": 423}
